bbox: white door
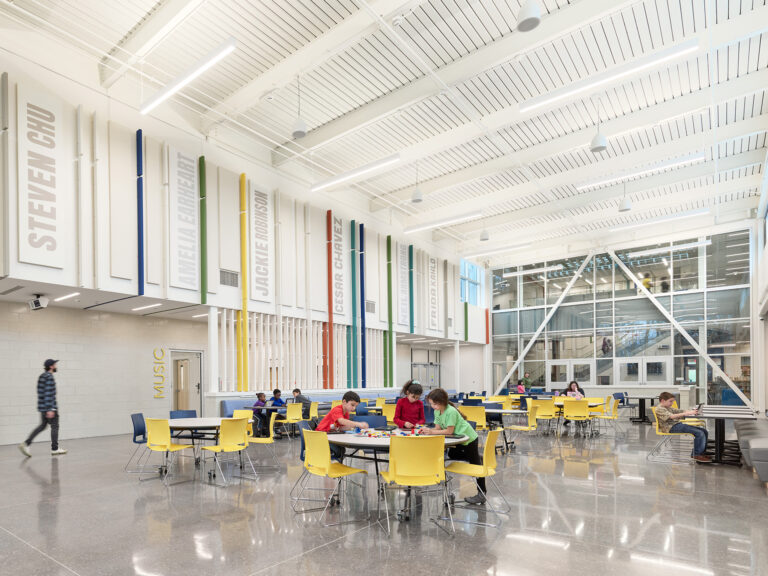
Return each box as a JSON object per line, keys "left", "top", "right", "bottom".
{"left": 615, "top": 357, "right": 671, "bottom": 386}
{"left": 547, "top": 360, "right": 594, "bottom": 390}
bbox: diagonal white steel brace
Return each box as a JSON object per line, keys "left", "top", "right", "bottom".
{"left": 494, "top": 251, "right": 595, "bottom": 396}
{"left": 607, "top": 250, "right": 754, "bottom": 410}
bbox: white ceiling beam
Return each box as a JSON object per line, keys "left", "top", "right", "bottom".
{"left": 478, "top": 196, "right": 758, "bottom": 266}
{"left": 98, "top": 0, "right": 204, "bottom": 89}
{"left": 271, "top": 0, "right": 636, "bottom": 166}
{"left": 402, "top": 114, "right": 767, "bottom": 230}
{"left": 451, "top": 149, "right": 765, "bottom": 237}
{"left": 200, "top": 0, "right": 418, "bottom": 132}
{"left": 370, "top": 66, "right": 768, "bottom": 211}
{"left": 464, "top": 173, "right": 760, "bottom": 251}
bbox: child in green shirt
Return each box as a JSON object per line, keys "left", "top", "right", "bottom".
{"left": 420, "top": 388, "right": 486, "bottom": 505}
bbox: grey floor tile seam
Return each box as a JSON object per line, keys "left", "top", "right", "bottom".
{"left": 0, "top": 526, "right": 83, "bottom": 576}
{"left": 246, "top": 521, "right": 383, "bottom": 575}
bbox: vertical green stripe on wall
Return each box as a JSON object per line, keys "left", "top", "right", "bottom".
{"left": 408, "top": 244, "right": 414, "bottom": 334}
{"left": 346, "top": 325, "right": 352, "bottom": 389}
{"left": 198, "top": 156, "right": 208, "bottom": 304}
{"left": 386, "top": 235, "right": 393, "bottom": 387}
{"left": 464, "top": 302, "right": 469, "bottom": 342}
{"left": 350, "top": 220, "right": 358, "bottom": 388}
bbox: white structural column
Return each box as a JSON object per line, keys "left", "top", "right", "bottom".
{"left": 494, "top": 252, "right": 595, "bottom": 396}
{"left": 208, "top": 305, "right": 218, "bottom": 395}
{"left": 607, "top": 250, "right": 754, "bottom": 409}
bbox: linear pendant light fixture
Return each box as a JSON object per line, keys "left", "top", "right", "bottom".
{"left": 627, "top": 240, "right": 712, "bottom": 258}
{"left": 403, "top": 211, "right": 483, "bottom": 234}
{"left": 311, "top": 154, "right": 400, "bottom": 193}
{"left": 577, "top": 152, "right": 707, "bottom": 191}
{"left": 609, "top": 208, "right": 710, "bottom": 233}
{"left": 519, "top": 38, "right": 698, "bottom": 114}
{"left": 503, "top": 264, "right": 564, "bottom": 278}
{"left": 140, "top": 37, "right": 237, "bottom": 115}
{"left": 463, "top": 243, "right": 532, "bottom": 259}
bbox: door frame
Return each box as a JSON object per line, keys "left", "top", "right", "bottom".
{"left": 546, "top": 359, "right": 595, "bottom": 390}
{"left": 170, "top": 349, "right": 204, "bottom": 415}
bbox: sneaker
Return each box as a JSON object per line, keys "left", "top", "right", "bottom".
{"left": 19, "top": 443, "right": 31, "bottom": 457}
{"left": 464, "top": 493, "right": 486, "bottom": 505}
{"left": 693, "top": 454, "right": 711, "bottom": 463}
{"left": 51, "top": 448, "right": 68, "bottom": 455}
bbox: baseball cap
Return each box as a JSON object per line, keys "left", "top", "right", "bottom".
{"left": 44, "top": 359, "right": 59, "bottom": 369}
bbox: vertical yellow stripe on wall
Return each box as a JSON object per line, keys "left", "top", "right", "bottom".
{"left": 239, "top": 173, "right": 249, "bottom": 392}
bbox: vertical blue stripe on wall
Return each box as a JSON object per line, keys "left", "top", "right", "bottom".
{"left": 135, "top": 129, "right": 144, "bottom": 296}
{"left": 359, "top": 222, "right": 367, "bottom": 388}
{"left": 350, "top": 220, "right": 358, "bottom": 388}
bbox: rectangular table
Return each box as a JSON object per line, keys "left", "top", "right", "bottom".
{"left": 627, "top": 394, "right": 662, "bottom": 424}
{"left": 698, "top": 405, "right": 757, "bottom": 465}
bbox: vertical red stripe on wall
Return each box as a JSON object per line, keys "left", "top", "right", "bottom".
{"left": 485, "top": 309, "right": 490, "bottom": 345}
{"left": 322, "top": 322, "right": 328, "bottom": 389}
{"left": 325, "top": 210, "right": 335, "bottom": 389}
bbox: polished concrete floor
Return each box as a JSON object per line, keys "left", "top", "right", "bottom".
{"left": 1, "top": 419, "right": 767, "bottom": 576}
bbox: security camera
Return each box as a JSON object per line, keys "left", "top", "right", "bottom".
{"left": 28, "top": 295, "right": 49, "bottom": 311}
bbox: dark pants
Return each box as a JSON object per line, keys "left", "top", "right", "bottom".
{"left": 330, "top": 443, "right": 345, "bottom": 462}
{"left": 670, "top": 422, "right": 708, "bottom": 456}
{"left": 25, "top": 412, "right": 59, "bottom": 450}
{"left": 447, "top": 438, "right": 486, "bottom": 493}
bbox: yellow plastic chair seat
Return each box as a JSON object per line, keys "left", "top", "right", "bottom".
{"left": 309, "top": 461, "right": 367, "bottom": 479}
{"left": 248, "top": 436, "right": 274, "bottom": 445}
{"left": 380, "top": 469, "right": 442, "bottom": 487}
{"left": 148, "top": 442, "right": 192, "bottom": 453}
{"left": 202, "top": 443, "right": 246, "bottom": 453}
{"left": 445, "top": 461, "right": 496, "bottom": 479}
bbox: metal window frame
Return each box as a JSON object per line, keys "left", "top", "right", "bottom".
{"left": 494, "top": 251, "right": 595, "bottom": 395}
{"left": 608, "top": 249, "right": 754, "bottom": 410}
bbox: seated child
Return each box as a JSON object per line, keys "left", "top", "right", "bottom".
{"left": 252, "top": 392, "right": 267, "bottom": 436}
{"left": 316, "top": 391, "right": 368, "bottom": 460}
{"left": 420, "top": 388, "right": 486, "bottom": 505}
{"left": 394, "top": 380, "right": 425, "bottom": 429}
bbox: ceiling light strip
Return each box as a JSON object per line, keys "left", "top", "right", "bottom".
{"left": 577, "top": 152, "right": 707, "bottom": 191}
{"left": 132, "top": 303, "right": 162, "bottom": 311}
{"left": 54, "top": 292, "right": 80, "bottom": 302}
{"left": 519, "top": 38, "right": 699, "bottom": 114}
{"left": 310, "top": 154, "right": 401, "bottom": 193}
{"left": 609, "top": 208, "right": 710, "bottom": 233}
{"left": 403, "top": 211, "right": 483, "bottom": 234}
{"left": 140, "top": 37, "right": 237, "bottom": 115}
{"left": 503, "top": 264, "right": 564, "bottom": 278}
{"left": 627, "top": 240, "right": 712, "bottom": 258}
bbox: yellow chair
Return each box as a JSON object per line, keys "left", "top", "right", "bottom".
{"left": 142, "top": 418, "right": 194, "bottom": 485}
{"left": 445, "top": 430, "right": 510, "bottom": 527}
{"left": 505, "top": 405, "right": 538, "bottom": 441}
{"left": 586, "top": 397, "right": 606, "bottom": 417}
{"left": 561, "top": 399, "right": 593, "bottom": 436}
{"left": 233, "top": 409, "right": 254, "bottom": 437}
{"left": 201, "top": 418, "right": 254, "bottom": 485}
{"left": 303, "top": 401, "right": 319, "bottom": 421}
{"left": 280, "top": 403, "right": 303, "bottom": 438}
{"left": 529, "top": 398, "right": 556, "bottom": 434}
{"left": 489, "top": 395, "right": 507, "bottom": 403}
{"left": 596, "top": 398, "right": 623, "bottom": 434}
{"left": 248, "top": 412, "right": 280, "bottom": 469}
{"left": 380, "top": 435, "right": 453, "bottom": 535}
{"left": 331, "top": 400, "right": 342, "bottom": 409}
{"left": 458, "top": 405, "right": 490, "bottom": 433}
{"left": 375, "top": 397, "right": 386, "bottom": 409}
{"left": 381, "top": 403, "right": 396, "bottom": 424}
{"left": 292, "top": 430, "right": 368, "bottom": 526}
{"left": 647, "top": 407, "right": 699, "bottom": 464}
{"left": 468, "top": 395, "right": 485, "bottom": 401}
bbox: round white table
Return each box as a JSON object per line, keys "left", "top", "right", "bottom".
{"left": 327, "top": 430, "right": 468, "bottom": 450}
{"left": 169, "top": 417, "right": 228, "bottom": 430}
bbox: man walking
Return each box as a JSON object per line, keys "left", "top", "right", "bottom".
{"left": 19, "top": 359, "right": 67, "bottom": 457}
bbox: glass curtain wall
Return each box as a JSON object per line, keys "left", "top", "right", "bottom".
{"left": 491, "top": 230, "right": 752, "bottom": 403}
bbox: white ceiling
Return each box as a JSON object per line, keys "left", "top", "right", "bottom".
{"left": 1, "top": 0, "right": 766, "bottom": 265}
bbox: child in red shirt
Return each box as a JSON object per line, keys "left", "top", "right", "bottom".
{"left": 394, "top": 380, "right": 425, "bottom": 429}
{"left": 316, "top": 391, "right": 368, "bottom": 461}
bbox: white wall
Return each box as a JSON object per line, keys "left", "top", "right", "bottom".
{"left": 0, "top": 301, "right": 207, "bottom": 445}
{"left": 459, "top": 345, "right": 485, "bottom": 393}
